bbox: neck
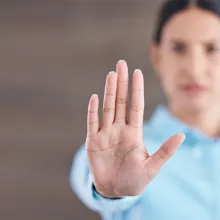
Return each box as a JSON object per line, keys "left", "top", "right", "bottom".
{"left": 168, "top": 103, "right": 220, "bottom": 138}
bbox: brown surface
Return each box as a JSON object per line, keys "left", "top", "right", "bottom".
{"left": 0, "top": 1, "right": 165, "bottom": 220}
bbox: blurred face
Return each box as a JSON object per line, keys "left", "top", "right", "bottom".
{"left": 152, "top": 7, "right": 220, "bottom": 113}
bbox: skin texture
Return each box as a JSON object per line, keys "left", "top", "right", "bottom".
{"left": 86, "top": 7, "right": 220, "bottom": 198}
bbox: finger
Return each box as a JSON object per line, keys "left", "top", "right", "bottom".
{"left": 129, "top": 69, "right": 144, "bottom": 128}
{"left": 114, "top": 60, "right": 129, "bottom": 124}
{"left": 146, "top": 134, "right": 186, "bottom": 174}
{"left": 102, "top": 71, "right": 117, "bottom": 129}
{"left": 87, "top": 94, "right": 99, "bottom": 137}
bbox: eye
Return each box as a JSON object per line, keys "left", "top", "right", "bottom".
{"left": 171, "top": 43, "right": 186, "bottom": 54}
{"left": 206, "top": 43, "right": 220, "bottom": 54}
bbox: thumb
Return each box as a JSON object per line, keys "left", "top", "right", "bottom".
{"left": 145, "top": 134, "right": 185, "bottom": 177}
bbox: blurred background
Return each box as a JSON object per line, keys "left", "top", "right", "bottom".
{"left": 0, "top": 0, "right": 166, "bottom": 219}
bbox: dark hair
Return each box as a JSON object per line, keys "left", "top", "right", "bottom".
{"left": 153, "top": 0, "right": 220, "bottom": 44}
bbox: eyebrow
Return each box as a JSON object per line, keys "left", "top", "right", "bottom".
{"left": 169, "top": 38, "right": 220, "bottom": 45}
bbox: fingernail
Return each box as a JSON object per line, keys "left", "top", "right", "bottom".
{"left": 92, "top": 94, "right": 98, "bottom": 99}
{"left": 180, "top": 133, "right": 186, "bottom": 141}
{"left": 134, "top": 69, "right": 141, "bottom": 72}
{"left": 118, "top": 60, "right": 125, "bottom": 64}
{"left": 108, "top": 71, "right": 115, "bottom": 75}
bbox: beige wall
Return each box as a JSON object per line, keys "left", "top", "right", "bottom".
{"left": 1, "top": 1, "right": 166, "bottom": 219}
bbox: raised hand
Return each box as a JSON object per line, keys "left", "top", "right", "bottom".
{"left": 86, "top": 60, "right": 185, "bottom": 198}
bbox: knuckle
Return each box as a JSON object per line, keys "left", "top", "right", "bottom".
{"left": 159, "top": 147, "right": 169, "bottom": 161}
{"left": 131, "top": 105, "right": 144, "bottom": 112}
{"left": 88, "top": 120, "right": 99, "bottom": 126}
{"left": 162, "top": 146, "right": 169, "bottom": 157}
{"left": 130, "top": 123, "right": 142, "bottom": 128}
{"left": 158, "top": 152, "right": 166, "bottom": 161}
{"left": 86, "top": 134, "right": 95, "bottom": 139}
{"left": 102, "top": 125, "right": 111, "bottom": 130}
{"left": 132, "top": 88, "right": 144, "bottom": 92}
{"left": 88, "top": 110, "right": 97, "bottom": 114}
{"left": 114, "top": 117, "right": 126, "bottom": 123}
{"left": 119, "top": 80, "right": 128, "bottom": 84}
{"left": 116, "top": 98, "right": 127, "bottom": 105}
{"left": 103, "top": 107, "right": 115, "bottom": 113}
{"left": 105, "top": 88, "right": 115, "bottom": 96}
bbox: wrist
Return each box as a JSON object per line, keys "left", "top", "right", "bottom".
{"left": 92, "top": 183, "right": 123, "bottom": 199}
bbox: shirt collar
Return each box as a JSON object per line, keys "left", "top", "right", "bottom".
{"left": 146, "top": 104, "right": 219, "bottom": 146}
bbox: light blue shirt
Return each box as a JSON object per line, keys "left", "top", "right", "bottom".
{"left": 70, "top": 105, "right": 220, "bottom": 220}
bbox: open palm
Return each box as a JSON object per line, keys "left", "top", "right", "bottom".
{"left": 86, "top": 60, "right": 185, "bottom": 198}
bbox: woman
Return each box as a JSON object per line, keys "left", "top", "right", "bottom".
{"left": 70, "top": 0, "right": 220, "bottom": 219}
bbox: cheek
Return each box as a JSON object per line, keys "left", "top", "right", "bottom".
{"left": 211, "top": 75, "right": 220, "bottom": 95}
{"left": 159, "top": 51, "right": 183, "bottom": 78}
{"left": 159, "top": 59, "right": 180, "bottom": 92}
{"left": 208, "top": 61, "right": 220, "bottom": 94}
{"left": 160, "top": 73, "right": 179, "bottom": 98}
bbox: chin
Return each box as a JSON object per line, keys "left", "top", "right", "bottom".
{"left": 178, "top": 98, "right": 211, "bottom": 113}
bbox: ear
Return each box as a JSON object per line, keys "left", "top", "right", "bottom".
{"left": 149, "top": 43, "right": 161, "bottom": 79}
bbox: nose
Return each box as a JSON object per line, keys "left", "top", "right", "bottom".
{"left": 184, "top": 48, "right": 206, "bottom": 79}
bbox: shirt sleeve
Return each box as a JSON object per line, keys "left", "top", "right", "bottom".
{"left": 69, "top": 143, "right": 142, "bottom": 214}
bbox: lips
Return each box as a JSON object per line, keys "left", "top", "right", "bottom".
{"left": 181, "top": 84, "right": 207, "bottom": 94}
